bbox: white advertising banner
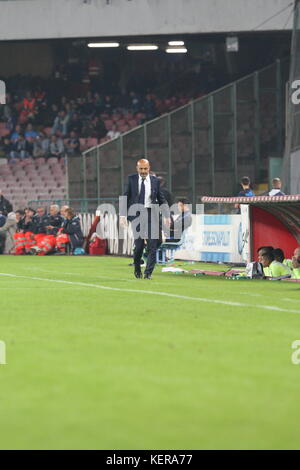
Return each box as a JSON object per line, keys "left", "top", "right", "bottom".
{"left": 175, "top": 212, "right": 249, "bottom": 264}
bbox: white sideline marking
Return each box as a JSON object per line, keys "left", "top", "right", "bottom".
{"left": 1, "top": 272, "right": 300, "bottom": 315}
{"left": 21, "top": 267, "right": 136, "bottom": 283}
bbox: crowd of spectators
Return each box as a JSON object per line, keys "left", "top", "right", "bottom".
{"left": 0, "top": 81, "right": 194, "bottom": 163}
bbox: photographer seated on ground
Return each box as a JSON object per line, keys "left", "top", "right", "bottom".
{"left": 273, "top": 248, "right": 293, "bottom": 269}
{"left": 60, "top": 208, "right": 84, "bottom": 253}
{"left": 260, "top": 250, "right": 291, "bottom": 278}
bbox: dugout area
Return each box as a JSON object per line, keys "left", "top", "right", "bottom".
{"left": 202, "top": 195, "right": 300, "bottom": 260}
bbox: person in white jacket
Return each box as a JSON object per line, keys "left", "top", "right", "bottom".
{"left": 0, "top": 211, "right": 18, "bottom": 254}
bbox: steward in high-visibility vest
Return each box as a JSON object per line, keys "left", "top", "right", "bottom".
{"left": 35, "top": 234, "right": 56, "bottom": 255}
{"left": 55, "top": 228, "right": 70, "bottom": 253}
{"left": 13, "top": 232, "right": 27, "bottom": 255}
{"left": 291, "top": 247, "right": 300, "bottom": 279}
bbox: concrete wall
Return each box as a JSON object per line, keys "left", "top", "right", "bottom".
{"left": 0, "top": 0, "right": 294, "bottom": 41}
{"left": 0, "top": 42, "right": 54, "bottom": 77}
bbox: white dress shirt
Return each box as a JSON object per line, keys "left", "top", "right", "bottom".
{"left": 138, "top": 174, "right": 152, "bottom": 208}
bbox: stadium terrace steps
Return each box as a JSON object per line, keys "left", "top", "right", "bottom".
{"left": 0, "top": 159, "right": 66, "bottom": 209}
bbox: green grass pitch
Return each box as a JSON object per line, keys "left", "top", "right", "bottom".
{"left": 0, "top": 255, "right": 300, "bottom": 450}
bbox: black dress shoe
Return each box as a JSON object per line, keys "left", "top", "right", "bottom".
{"left": 144, "top": 273, "right": 152, "bottom": 280}
{"left": 134, "top": 269, "right": 142, "bottom": 279}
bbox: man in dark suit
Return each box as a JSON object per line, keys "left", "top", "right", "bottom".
{"left": 120, "top": 159, "right": 167, "bottom": 279}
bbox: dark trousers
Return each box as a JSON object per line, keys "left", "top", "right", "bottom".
{"left": 133, "top": 208, "right": 159, "bottom": 275}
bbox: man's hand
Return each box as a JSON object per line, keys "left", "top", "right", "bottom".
{"left": 119, "top": 216, "right": 127, "bottom": 228}
{"left": 292, "top": 256, "right": 300, "bottom": 269}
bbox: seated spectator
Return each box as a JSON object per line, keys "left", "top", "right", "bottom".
{"left": 65, "top": 131, "right": 80, "bottom": 155}
{"left": 60, "top": 205, "right": 70, "bottom": 220}
{"left": 0, "top": 190, "right": 13, "bottom": 216}
{"left": 17, "top": 207, "right": 36, "bottom": 233}
{"left": 51, "top": 110, "right": 70, "bottom": 136}
{"left": 32, "top": 206, "right": 49, "bottom": 234}
{"left": 291, "top": 246, "right": 300, "bottom": 279}
{"left": 103, "top": 95, "right": 113, "bottom": 113}
{"left": 33, "top": 132, "right": 50, "bottom": 158}
{"left": 129, "top": 91, "right": 140, "bottom": 113}
{"left": 24, "top": 123, "right": 38, "bottom": 140}
{"left": 143, "top": 94, "right": 156, "bottom": 120}
{"left": 10, "top": 124, "right": 22, "bottom": 143}
{"left": 60, "top": 207, "right": 84, "bottom": 252}
{"left": 43, "top": 103, "right": 59, "bottom": 127}
{"left": 0, "top": 211, "right": 17, "bottom": 254}
{"left": 260, "top": 250, "right": 291, "bottom": 278}
{"left": 45, "top": 204, "right": 63, "bottom": 236}
{"left": 68, "top": 112, "right": 83, "bottom": 135}
{"left": 106, "top": 124, "right": 120, "bottom": 140}
{"left": 19, "top": 91, "right": 37, "bottom": 123}
{"left": 94, "top": 92, "right": 104, "bottom": 113}
{"left": 2, "top": 137, "right": 14, "bottom": 159}
{"left": 0, "top": 212, "right": 6, "bottom": 228}
{"left": 10, "top": 133, "right": 32, "bottom": 161}
{"left": 49, "top": 135, "right": 65, "bottom": 159}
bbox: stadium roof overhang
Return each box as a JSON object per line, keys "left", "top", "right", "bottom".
{"left": 201, "top": 195, "right": 300, "bottom": 244}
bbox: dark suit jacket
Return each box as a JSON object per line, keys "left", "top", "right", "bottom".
{"left": 121, "top": 173, "right": 166, "bottom": 220}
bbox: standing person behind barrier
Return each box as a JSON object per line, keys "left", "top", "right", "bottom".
{"left": 235, "top": 176, "right": 254, "bottom": 213}
{"left": 45, "top": 204, "right": 63, "bottom": 236}
{"left": 60, "top": 208, "right": 84, "bottom": 253}
{"left": 267, "top": 178, "right": 286, "bottom": 196}
{"left": 167, "top": 198, "right": 192, "bottom": 242}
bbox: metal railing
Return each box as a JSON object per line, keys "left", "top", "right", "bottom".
{"left": 67, "top": 58, "right": 289, "bottom": 208}
{"left": 27, "top": 197, "right": 119, "bottom": 213}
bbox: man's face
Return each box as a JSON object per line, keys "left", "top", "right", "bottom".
{"left": 257, "top": 249, "right": 265, "bottom": 263}
{"left": 292, "top": 248, "right": 300, "bottom": 268}
{"left": 60, "top": 206, "right": 69, "bottom": 217}
{"left": 37, "top": 208, "right": 45, "bottom": 217}
{"left": 177, "top": 202, "right": 184, "bottom": 213}
{"left": 261, "top": 255, "right": 270, "bottom": 267}
{"left": 50, "top": 206, "right": 58, "bottom": 216}
{"left": 136, "top": 161, "right": 150, "bottom": 178}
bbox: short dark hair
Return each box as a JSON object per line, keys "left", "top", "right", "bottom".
{"left": 261, "top": 251, "right": 274, "bottom": 263}
{"left": 257, "top": 245, "right": 274, "bottom": 254}
{"left": 177, "top": 198, "right": 190, "bottom": 205}
{"left": 273, "top": 248, "right": 284, "bottom": 263}
{"left": 241, "top": 176, "right": 250, "bottom": 186}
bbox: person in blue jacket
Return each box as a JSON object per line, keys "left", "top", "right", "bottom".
{"left": 61, "top": 208, "right": 84, "bottom": 252}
